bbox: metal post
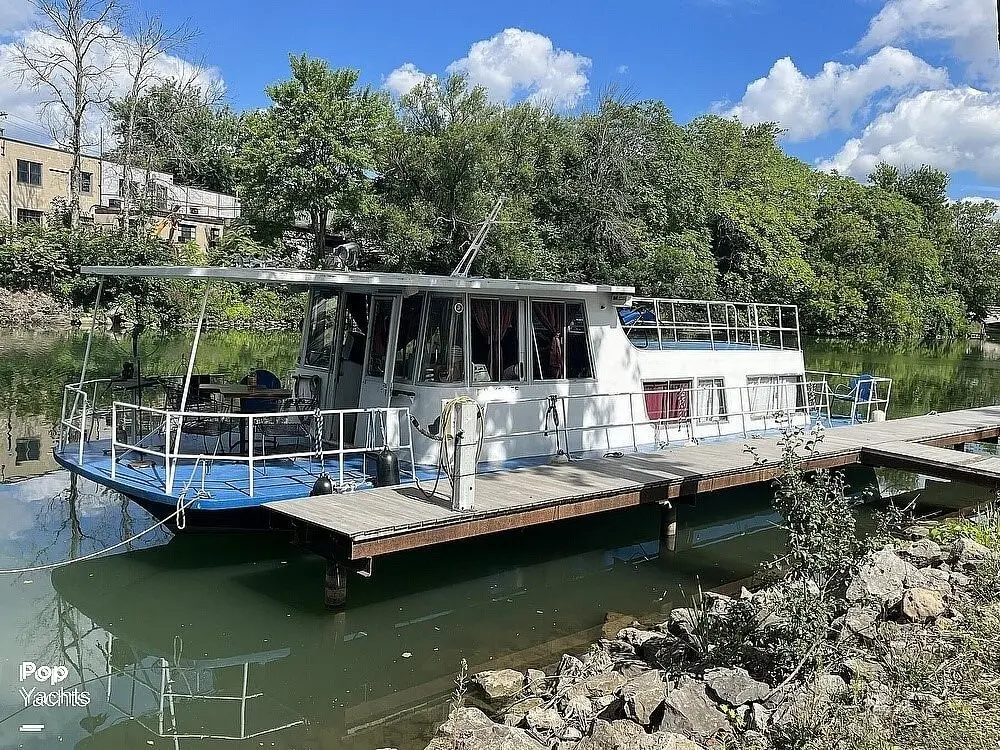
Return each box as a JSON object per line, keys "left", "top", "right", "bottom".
{"left": 164, "top": 411, "right": 172, "bottom": 492}
{"left": 77, "top": 278, "right": 104, "bottom": 388}
{"left": 171, "top": 282, "right": 211, "bottom": 472}
{"left": 248, "top": 415, "right": 255, "bottom": 497}
{"left": 110, "top": 405, "right": 117, "bottom": 478}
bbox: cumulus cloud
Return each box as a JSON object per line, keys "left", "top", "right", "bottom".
{"left": 0, "top": 0, "right": 35, "bottom": 37}
{"left": 445, "top": 28, "right": 591, "bottom": 108}
{"left": 0, "top": 24, "right": 222, "bottom": 146}
{"left": 859, "top": 0, "right": 999, "bottom": 81}
{"left": 726, "top": 46, "right": 949, "bottom": 141}
{"left": 819, "top": 87, "right": 1000, "bottom": 181}
{"left": 383, "top": 62, "right": 430, "bottom": 98}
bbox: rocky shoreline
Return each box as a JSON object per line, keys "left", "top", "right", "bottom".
{"left": 421, "top": 518, "right": 1000, "bottom": 750}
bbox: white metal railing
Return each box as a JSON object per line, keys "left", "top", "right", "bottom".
{"left": 805, "top": 370, "right": 892, "bottom": 423}
{"left": 617, "top": 298, "right": 801, "bottom": 351}
{"left": 479, "top": 379, "right": 832, "bottom": 457}
{"left": 108, "top": 401, "right": 417, "bottom": 498}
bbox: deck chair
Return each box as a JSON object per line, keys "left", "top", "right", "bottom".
{"left": 830, "top": 374, "right": 875, "bottom": 422}
{"left": 257, "top": 397, "right": 319, "bottom": 474}
{"left": 178, "top": 400, "right": 239, "bottom": 466}
{"left": 240, "top": 369, "right": 283, "bottom": 413}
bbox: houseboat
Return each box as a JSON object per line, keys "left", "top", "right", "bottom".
{"left": 54, "top": 265, "right": 891, "bottom": 528}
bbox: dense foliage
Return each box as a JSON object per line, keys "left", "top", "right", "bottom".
{"left": 4, "top": 56, "right": 999, "bottom": 341}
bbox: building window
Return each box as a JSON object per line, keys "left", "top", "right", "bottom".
{"left": 531, "top": 300, "right": 593, "bottom": 380}
{"left": 420, "top": 295, "right": 466, "bottom": 384}
{"left": 16, "top": 208, "right": 44, "bottom": 225}
{"left": 208, "top": 227, "right": 221, "bottom": 246}
{"left": 177, "top": 224, "right": 196, "bottom": 242}
{"left": 696, "top": 378, "right": 728, "bottom": 423}
{"left": 16, "top": 160, "right": 42, "bottom": 186}
{"left": 644, "top": 380, "right": 692, "bottom": 422}
{"left": 189, "top": 206, "right": 200, "bottom": 215}
{"left": 469, "top": 298, "right": 521, "bottom": 382}
{"left": 80, "top": 171, "right": 92, "bottom": 193}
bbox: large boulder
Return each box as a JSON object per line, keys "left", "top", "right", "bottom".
{"left": 425, "top": 707, "right": 544, "bottom": 750}
{"left": 503, "top": 697, "right": 544, "bottom": 726}
{"left": 951, "top": 537, "right": 996, "bottom": 569}
{"left": 904, "top": 567, "right": 952, "bottom": 597}
{"left": 525, "top": 706, "right": 565, "bottom": 733}
{"left": 576, "top": 719, "right": 645, "bottom": 750}
{"left": 897, "top": 538, "right": 944, "bottom": 566}
{"left": 847, "top": 548, "right": 918, "bottom": 606}
{"left": 619, "top": 669, "right": 668, "bottom": 725}
{"left": 841, "top": 605, "right": 881, "bottom": 640}
{"left": 473, "top": 669, "right": 525, "bottom": 703}
{"left": 704, "top": 667, "right": 770, "bottom": 706}
{"left": 901, "top": 587, "right": 946, "bottom": 622}
{"left": 657, "top": 677, "right": 729, "bottom": 738}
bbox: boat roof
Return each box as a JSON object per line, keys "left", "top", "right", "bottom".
{"left": 81, "top": 265, "right": 635, "bottom": 295}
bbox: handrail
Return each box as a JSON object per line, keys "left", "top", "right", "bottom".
{"left": 618, "top": 298, "right": 801, "bottom": 351}
{"left": 107, "top": 401, "right": 417, "bottom": 498}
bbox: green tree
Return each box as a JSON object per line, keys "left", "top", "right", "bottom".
{"left": 238, "top": 55, "right": 395, "bottom": 263}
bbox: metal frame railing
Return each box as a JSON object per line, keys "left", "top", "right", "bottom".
{"left": 805, "top": 370, "right": 892, "bottom": 423}
{"left": 617, "top": 298, "right": 801, "bottom": 351}
{"left": 479, "top": 379, "right": 833, "bottom": 457}
{"left": 108, "top": 402, "right": 417, "bottom": 498}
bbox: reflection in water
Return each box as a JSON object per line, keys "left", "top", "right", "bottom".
{"left": 0, "top": 331, "right": 998, "bottom": 748}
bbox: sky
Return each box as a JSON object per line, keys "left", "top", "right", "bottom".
{"left": 1, "top": 0, "right": 999, "bottom": 200}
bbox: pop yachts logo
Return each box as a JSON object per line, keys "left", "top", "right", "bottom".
{"left": 18, "top": 662, "right": 90, "bottom": 708}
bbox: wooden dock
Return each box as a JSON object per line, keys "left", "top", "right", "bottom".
{"left": 266, "top": 406, "right": 1000, "bottom": 604}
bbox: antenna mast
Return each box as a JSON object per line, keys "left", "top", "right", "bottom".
{"left": 451, "top": 197, "right": 504, "bottom": 278}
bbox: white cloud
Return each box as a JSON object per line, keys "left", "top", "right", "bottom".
{"left": 859, "top": 0, "right": 999, "bottom": 81}
{"left": 0, "top": 24, "right": 222, "bottom": 147}
{"left": 0, "top": 0, "right": 35, "bottom": 37}
{"left": 384, "top": 62, "right": 430, "bottom": 98}
{"left": 445, "top": 28, "right": 591, "bottom": 108}
{"left": 726, "top": 46, "right": 949, "bottom": 141}
{"left": 820, "top": 87, "right": 1000, "bottom": 181}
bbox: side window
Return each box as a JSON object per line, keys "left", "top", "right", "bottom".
{"left": 531, "top": 300, "right": 593, "bottom": 380}
{"left": 644, "top": 380, "right": 692, "bottom": 421}
{"left": 748, "top": 375, "right": 803, "bottom": 414}
{"left": 304, "top": 291, "right": 339, "bottom": 368}
{"left": 395, "top": 294, "right": 425, "bottom": 383}
{"left": 420, "top": 295, "right": 466, "bottom": 384}
{"left": 470, "top": 297, "right": 521, "bottom": 382}
{"left": 367, "top": 298, "right": 394, "bottom": 377}
{"left": 696, "top": 377, "right": 727, "bottom": 422}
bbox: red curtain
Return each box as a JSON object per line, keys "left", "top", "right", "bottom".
{"left": 533, "top": 302, "right": 564, "bottom": 378}
{"left": 644, "top": 382, "right": 691, "bottom": 422}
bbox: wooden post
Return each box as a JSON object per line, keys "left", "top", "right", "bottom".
{"left": 324, "top": 561, "right": 348, "bottom": 609}
{"left": 451, "top": 400, "right": 477, "bottom": 511}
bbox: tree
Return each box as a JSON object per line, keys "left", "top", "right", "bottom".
{"left": 109, "top": 15, "right": 196, "bottom": 232}
{"left": 237, "top": 55, "right": 395, "bottom": 263}
{"left": 12, "top": 0, "right": 123, "bottom": 228}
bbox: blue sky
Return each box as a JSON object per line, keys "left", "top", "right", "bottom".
{"left": 2, "top": 0, "right": 999, "bottom": 199}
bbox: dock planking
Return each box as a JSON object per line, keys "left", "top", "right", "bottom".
{"left": 265, "top": 406, "right": 1000, "bottom": 563}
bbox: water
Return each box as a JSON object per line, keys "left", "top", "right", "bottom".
{"left": 0, "top": 331, "right": 995, "bottom": 749}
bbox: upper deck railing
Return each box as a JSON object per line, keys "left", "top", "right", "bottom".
{"left": 617, "top": 298, "right": 801, "bottom": 352}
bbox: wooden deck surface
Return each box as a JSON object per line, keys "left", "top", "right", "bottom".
{"left": 265, "top": 406, "right": 1000, "bottom": 560}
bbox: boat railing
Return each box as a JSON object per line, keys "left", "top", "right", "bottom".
{"left": 479, "top": 379, "right": 833, "bottom": 456}
{"left": 618, "top": 298, "right": 801, "bottom": 351}
{"left": 804, "top": 370, "right": 892, "bottom": 423}
{"left": 99, "top": 398, "right": 417, "bottom": 497}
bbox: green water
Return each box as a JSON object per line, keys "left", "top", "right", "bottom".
{"left": 0, "top": 331, "right": 995, "bottom": 749}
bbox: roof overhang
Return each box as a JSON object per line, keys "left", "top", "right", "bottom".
{"left": 79, "top": 266, "right": 635, "bottom": 296}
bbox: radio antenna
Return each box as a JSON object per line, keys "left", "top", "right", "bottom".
{"left": 451, "top": 197, "right": 504, "bottom": 278}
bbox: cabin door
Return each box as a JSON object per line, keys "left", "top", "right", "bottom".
{"left": 355, "top": 295, "right": 400, "bottom": 445}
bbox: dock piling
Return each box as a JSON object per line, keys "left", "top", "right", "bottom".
{"left": 659, "top": 501, "right": 677, "bottom": 554}
{"left": 324, "top": 561, "right": 348, "bottom": 609}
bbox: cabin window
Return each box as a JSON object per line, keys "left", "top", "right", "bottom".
{"left": 367, "top": 298, "right": 394, "bottom": 377}
{"left": 395, "top": 294, "right": 425, "bottom": 383}
{"left": 696, "top": 377, "right": 727, "bottom": 422}
{"left": 747, "top": 375, "right": 804, "bottom": 416}
{"left": 304, "top": 291, "right": 339, "bottom": 368}
{"left": 531, "top": 300, "right": 593, "bottom": 380}
{"left": 644, "top": 380, "right": 692, "bottom": 422}
{"left": 470, "top": 297, "right": 520, "bottom": 382}
{"left": 420, "top": 295, "right": 466, "bottom": 384}
{"left": 342, "top": 293, "right": 369, "bottom": 366}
